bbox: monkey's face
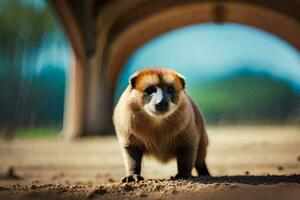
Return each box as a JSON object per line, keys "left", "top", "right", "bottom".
{"left": 129, "top": 68, "right": 185, "bottom": 117}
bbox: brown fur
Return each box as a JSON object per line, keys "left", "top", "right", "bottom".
{"left": 113, "top": 68, "right": 209, "bottom": 181}
{"left": 132, "top": 68, "right": 184, "bottom": 91}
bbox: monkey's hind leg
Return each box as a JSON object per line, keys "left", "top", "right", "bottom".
{"left": 195, "top": 136, "right": 210, "bottom": 176}
{"left": 195, "top": 159, "right": 210, "bottom": 176}
{"left": 171, "top": 143, "right": 199, "bottom": 180}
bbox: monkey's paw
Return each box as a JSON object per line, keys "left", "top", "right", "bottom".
{"left": 170, "top": 173, "right": 193, "bottom": 180}
{"left": 121, "top": 174, "right": 144, "bottom": 183}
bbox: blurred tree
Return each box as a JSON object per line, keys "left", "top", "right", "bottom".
{"left": 0, "top": 0, "right": 56, "bottom": 139}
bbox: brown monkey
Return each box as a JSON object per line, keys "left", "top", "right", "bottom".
{"left": 113, "top": 68, "right": 210, "bottom": 182}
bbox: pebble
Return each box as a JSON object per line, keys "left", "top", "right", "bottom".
{"left": 139, "top": 193, "right": 148, "bottom": 198}
{"left": 87, "top": 186, "right": 107, "bottom": 199}
{"left": 123, "top": 184, "right": 133, "bottom": 192}
{"left": 277, "top": 166, "right": 284, "bottom": 171}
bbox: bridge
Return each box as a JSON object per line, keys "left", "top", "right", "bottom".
{"left": 49, "top": 0, "right": 300, "bottom": 139}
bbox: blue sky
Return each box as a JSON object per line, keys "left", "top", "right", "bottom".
{"left": 118, "top": 23, "right": 300, "bottom": 93}
{"left": 35, "top": 31, "right": 70, "bottom": 73}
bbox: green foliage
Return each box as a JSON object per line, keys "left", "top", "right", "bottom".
{"left": 0, "top": 0, "right": 55, "bottom": 48}
{"left": 188, "top": 73, "right": 299, "bottom": 124}
{"left": 14, "top": 128, "right": 58, "bottom": 138}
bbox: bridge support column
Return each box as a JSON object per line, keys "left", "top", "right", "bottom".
{"left": 61, "top": 52, "right": 86, "bottom": 139}
{"left": 85, "top": 56, "right": 114, "bottom": 136}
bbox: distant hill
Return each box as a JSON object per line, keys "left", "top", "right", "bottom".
{"left": 188, "top": 71, "right": 300, "bottom": 125}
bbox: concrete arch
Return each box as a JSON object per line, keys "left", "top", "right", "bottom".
{"left": 106, "top": 2, "right": 300, "bottom": 89}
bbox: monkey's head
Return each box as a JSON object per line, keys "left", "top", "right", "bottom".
{"left": 128, "top": 68, "right": 185, "bottom": 117}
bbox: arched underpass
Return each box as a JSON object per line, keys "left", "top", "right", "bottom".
{"left": 50, "top": 0, "right": 300, "bottom": 139}
{"left": 2, "top": 2, "right": 300, "bottom": 200}
{"left": 1, "top": 2, "right": 300, "bottom": 199}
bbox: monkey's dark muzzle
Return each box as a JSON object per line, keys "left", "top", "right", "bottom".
{"left": 155, "top": 100, "right": 169, "bottom": 113}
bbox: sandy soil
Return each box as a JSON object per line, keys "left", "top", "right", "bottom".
{"left": 0, "top": 126, "right": 300, "bottom": 199}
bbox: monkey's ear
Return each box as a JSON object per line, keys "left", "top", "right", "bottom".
{"left": 176, "top": 72, "right": 185, "bottom": 89}
{"left": 129, "top": 71, "right": 139, "bottom": 88}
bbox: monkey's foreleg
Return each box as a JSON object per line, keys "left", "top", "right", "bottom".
{"left": 121, "top": 146, "right": 144, "bottom": 183}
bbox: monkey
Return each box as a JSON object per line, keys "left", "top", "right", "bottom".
{"left": 113, "top": 67, "right": 210, "bottom": 182}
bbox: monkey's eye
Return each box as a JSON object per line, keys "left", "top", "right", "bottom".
{"left": 167, "top": 86, "right": 175, "bottom": 94}
{"left": 144, "top": 86, "right": 157, "bottom": 95}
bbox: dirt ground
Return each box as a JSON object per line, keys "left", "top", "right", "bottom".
{"left": 1, "top": 126, "right": 300, "bottom": 200}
